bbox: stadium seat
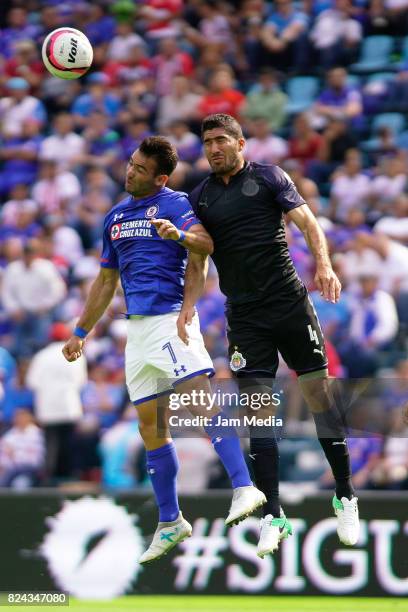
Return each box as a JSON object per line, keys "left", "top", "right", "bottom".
{"left": 285, "top": 76, "right": 320, "bottom": 114}
{"left": 367, "top": 72, "right": 395, "bottom": 83}
{"left": 371, "top": 112, "right": 405, "bottom": 136}
{"left": 401, "top": 36, "right": 408, "bottom": 65}
{"left": 351, "top": 36, "right": 394, "bottom": 73}
{"left": 396, "top": 130, "right": 408, "bottom": 149}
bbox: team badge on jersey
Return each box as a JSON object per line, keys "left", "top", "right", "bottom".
{"left": 230, "top": 347, "right": 246, "bottom": 372}
{"left": 111, "top": 224, "right": 121, "bottom": 240}
{"left": 242, "top": 178, "right": 259, "bottom": 197}
{"left": 145, "top": 205, "right": 159, "bottom": 218}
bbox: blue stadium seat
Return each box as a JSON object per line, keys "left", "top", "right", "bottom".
{"left": 351, "top": 36, "right": 394, "bottom": 73}
{"left": 371, "top": 112, "right": 405, "bottom": 136}
{"left": 367, "top": 72, "right": 395, "bottom": 83}
{"left": 346, "top": 74, "right": 361, "bottom": 88}
{"left": 401, "top": 36, "right": 408, "bottom": 64}
{"left": 286, "top": 76, "right": 320, "bottom": 114}
{"left": 397, "top": 130, "right": 408, "bottom": 149}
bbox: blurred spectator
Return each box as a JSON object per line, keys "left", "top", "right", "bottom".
{"left": 3, "top": 39, "right": 45, "bottom": 92}
{"left": 283, "top": 159, "right": 322, "bottom": 217}
{"left": 288, "top": 113, "right": 323, "bottom": 171}
{"left": 0, "top": 118, "right": 43, "bottom": 198}
{"left": 107, "top": 21, "right": 145, "bottom": 61}
{"left": 99, "top": 406, "right": 144, "bottom": 489}
{"left": 242, "top": 68, "right": 288, "bottom": 131}
{"left": 308, "top": 118, "right": 358, "bottom": 186}
{"left": 197, "top": 66, "right": 245, "bottom": 119}
{"left": 152, "top": 37, "right": 194, "bottom": 96}
{"left": 1, "top": 239, "right": 66, "bottom": 357}
{"left": 26, "top": 322, "right": 87, "bottom": 483}
{"left": 312, "top": 67, "right": 362, "bottom": 130}
{"left": 0, "top": 77, "right": 46, "bottom": 138}
{"left": 71, "top": 73, "right": 121, "bottom": 127}
{"left": 1, "top": 8, "right": 40, "bottom": 59}
{"left": 174, "top": 436, "right": 217, "bottom": 492}
{"left": 374, "top": 195, "right": 408, "bottom": 244}
{"left": 369, "top": 156, "right": 407, "bottom": 210}
{"left": 260, "top": 0, "right": 309, "bottom": 71}
{"left": 74, "top": 112, "right": 121, "bottom": 171}
{"left": 330, "top": 148, "right": 371, "bottom": 222}
{"left": 85, "top": 4, "right": 116, "bottom": 47}
{"left": 167, "top": 120, "right": 203, "bottom": 163}
{"left": 382, "top": 63, "right": 408, "bottom": 114}
{"left": 1, "top": 358, "right": 33, "bottom": 426}
{"left": 32, "top": 160, "right": 81, "bottom": 216}
{"left": 157, "top": 74, "right": 202, "bottom": 129}
{"left": 340, "top": 272, "right": 399, "bottom": 376}
{"left": 244, "top": 117, "right": 288, "bottom": 164}
{"left": 39, "top": 113, "right": 85, "bottom": 171}
{"left": 310, "top": 0, "right": 362, "bottom": 69}
{"left": 140, "top": 0, "right": 183, "bottom": 41}
{"left": 0, "top": 199, "right": 41, "bottom": 246}
{"left": 104, "top": 44, "right": 153, "bottom": 87}
{"left": 0, "top": 408, "right": 44, "bottom": 488}
{"left": 1, "top": 184, "right": 37, "bottom": 226}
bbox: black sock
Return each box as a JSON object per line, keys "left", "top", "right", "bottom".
{"left": 318, "top": 437, "right": 355, "bottom": 500}
{"left": 248, "top": 436, "right": 280, "bottom": 517}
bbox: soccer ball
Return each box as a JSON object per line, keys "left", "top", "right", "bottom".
{"left": 42, "top": 27, "right": 93, "bottom": 80}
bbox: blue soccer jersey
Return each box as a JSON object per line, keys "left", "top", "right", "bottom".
{"left": 100, "top": 187, "right": 200, "bottom": 315}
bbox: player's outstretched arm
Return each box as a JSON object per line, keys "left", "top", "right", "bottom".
{"left": 150, "top": 219, "right": 213, "bottom": 256}
{"left": 287, "top": 204, "right": 341, "bottom": 303}
{"left": 177, "top": 252, "right": 208, "bottom": 344}
{"left": 62, "top": 267, "right": 120, "bottom": 362}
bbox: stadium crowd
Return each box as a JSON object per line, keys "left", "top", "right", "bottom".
{"left": 0, "top": 0, "right": 408, "bottom": 492}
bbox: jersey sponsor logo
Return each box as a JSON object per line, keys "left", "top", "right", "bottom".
{"left": 110, "top": 219, "right": 153, "bottom": 240}
{"left": 113, "top": 212, "right": 124, "bottom": 222}
{"left": 230, "top": 347, "right": 246, "bottom": 372}
{"left": 111, "top": 224, "right": 121, "bottom": 240}
{"left": 145, "top": 204, "right": 159, "bottom": 218}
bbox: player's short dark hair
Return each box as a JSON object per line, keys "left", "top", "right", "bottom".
{"left": 138, "top": 136, "right": 178, "bottom": 176}
{"left": 201, "top": 114, "right": 243, "bottom": 140}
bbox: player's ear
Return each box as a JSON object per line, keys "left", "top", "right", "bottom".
{"left": 238, "top": 137, "right": 245, "bottom": 152}
{"left": 155, "top": 174, "right": 168, "bottom": 187}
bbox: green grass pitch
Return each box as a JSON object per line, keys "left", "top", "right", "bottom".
{"left": 2, "top": 596, "right": 408, "bottom": 612}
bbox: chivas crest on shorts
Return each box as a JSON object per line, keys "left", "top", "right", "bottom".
{"left": 230, "top": 347, "right": 246, "bottom": 371}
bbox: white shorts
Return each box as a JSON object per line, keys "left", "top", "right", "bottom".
{"left": 125, "top": 312, "right": 214, "bottom": 405}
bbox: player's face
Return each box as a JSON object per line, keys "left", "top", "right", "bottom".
{"left": 203, "top": 127, "right": 245, "bottom": 176}
{"left": 125, "top": 150, "right": 166, "bottom": 197}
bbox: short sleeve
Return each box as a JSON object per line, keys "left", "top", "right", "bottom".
{"left": 263, "top": 165, "right": 306, "bottom": 213}
{"left": 188, "top": 177, "right": 210, "bottom": 217}
{"left": 100, "top": 215, "right": 119, "bottom": 269}
{"left": 170, "top": 195, "right": 202, "bottom": 232}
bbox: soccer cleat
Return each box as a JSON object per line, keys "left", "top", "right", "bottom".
{"left": 225, "top": 485, "right": 266, "bottom": 527}
{"left": 333, "top": 495, "right": 360, "bottom": 546}
{"left": 257, "top": 510, "right": 293, "bottom": 558}
{"left": 139, "top": 512, "right": 192, "bottom": 564}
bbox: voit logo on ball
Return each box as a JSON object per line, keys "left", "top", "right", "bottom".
{"left": 40, "top": 497, "right": 144, "bottom": 600}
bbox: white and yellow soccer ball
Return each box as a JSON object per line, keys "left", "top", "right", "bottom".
{"left": 42, "top": 27, "right": 93, "bottom": 80}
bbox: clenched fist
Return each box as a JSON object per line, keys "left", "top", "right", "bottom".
{"left": 62, "top": 336, "right": 85, "bottom": 362}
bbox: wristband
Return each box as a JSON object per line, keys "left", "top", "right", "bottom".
{"left": 73, "top": 326, "right": 88, "bottom": 339}
{"left": 176, "top": 230, "right": 186, "bottom": 244}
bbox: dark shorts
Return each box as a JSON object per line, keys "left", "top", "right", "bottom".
{"left": 226, "top": 292, "right": 328, "bottom": 378}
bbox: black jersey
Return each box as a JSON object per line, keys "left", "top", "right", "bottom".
{"left": 189, "top": 161, "right": 307, "bottom": 309}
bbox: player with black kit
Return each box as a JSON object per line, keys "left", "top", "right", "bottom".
{"left": 179, "top": 114, "right": 359, "bottom": 558}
